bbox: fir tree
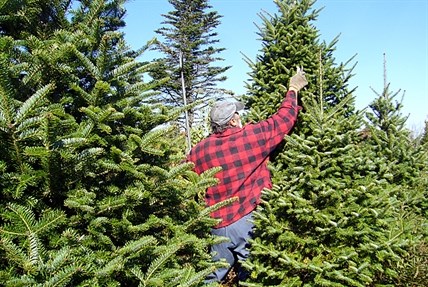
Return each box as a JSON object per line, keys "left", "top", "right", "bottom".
{"left": 243, "top": 0, "right": 356, "bottom": 130}
{"left": 0, "top": 31, "right": 79, "bottom": 286}
{"left": 1, "top": 0, "right": 224, "bottom": 285}
{"left": 240, "top": 1, "right": 415, "bottom": 286}
{"left": 243, "top": 95, "right": 407, "bottom": 286}
{"left": 362, "top": 55, "right": 428, "bottom": 286}
{"left": 364, "top": 55, "right": 427, "bottom": 187}
{"left": 0, "top": 0, "right": 71, "bottom": 39}
{"left": 150, "top": 0, "right": 230, "bottom": 130}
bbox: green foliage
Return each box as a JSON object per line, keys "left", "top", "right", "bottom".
{"left": 243, "top": 0, "right": 356, "bottom": 131}
{"left": 244, "top": 89, "right": 408, "bottom": 286}
{"left": 364, "top": 86, "right": 425, "bottom": 186}
{"left": 241, "top": 0, "right": 426, "bottom": 286}
{"left": 0, "top": 203, "right": 79, "bottom": 286}
{"left": 0, "top": 0, "right": 222, "bottom": 286}
{"left": 0, "top": 0, "right": 71, "bottom": 39}
{"left": 2, "top": 0, "right": 425, "bottom": 286}
{"left": 361, "top": 56, "right": 428, "bottom": 286}
{"left": 0, "top": 51, "right": 58, "bottom": 204}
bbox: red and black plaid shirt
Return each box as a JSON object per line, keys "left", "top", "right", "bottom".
{"left": 187, "top": 91, "right": 299, "bottom": 228}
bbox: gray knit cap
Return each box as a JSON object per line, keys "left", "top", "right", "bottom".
{"left": 210, "top": 101, "right": 244, "bottom": 126}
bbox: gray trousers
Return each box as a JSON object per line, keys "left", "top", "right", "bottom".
{"left": 205, "top": 212, "right": 254, "bottom": 283}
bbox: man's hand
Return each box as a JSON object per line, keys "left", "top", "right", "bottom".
{"left": 289, "top": 66, "right": 308, "bottom": 92}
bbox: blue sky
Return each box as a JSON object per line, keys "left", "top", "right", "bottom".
{"left": 123, "top": 0, "right": 428, "bottom": 131}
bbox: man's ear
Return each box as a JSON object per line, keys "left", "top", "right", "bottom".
{"left": 229, "top": 117, "right": 237, "bottom": 127}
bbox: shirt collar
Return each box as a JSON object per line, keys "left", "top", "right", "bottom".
{"left": 213, "top": 127, "right": 242, "bottom": 138}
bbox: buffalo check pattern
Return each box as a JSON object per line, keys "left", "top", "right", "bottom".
{"left": 187, "top": 91, "right": 300, "bottom": 228}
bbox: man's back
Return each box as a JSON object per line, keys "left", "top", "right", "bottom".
{"left": 188, "top": 91, "right": 299, "bottom": 227}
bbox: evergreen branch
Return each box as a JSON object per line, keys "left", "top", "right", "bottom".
{"left": 34, "top": 209, "right": 66, "bottom": 235}
{"left": 28, "top": 232, "right": 40, "bottom": 266}
{"left": 97, "top": 196, "right": 127, "bottom": 214}
{"left": 172, "top": 267, "right": 193, "bottom": 286}
{"left": 194, "top": 169, "right": 221, "bottom": 190}
{"left": 134, "top": 60, "right": 164, "bottom": 75}
{"left": 97, "top": 34, "right": 110, "bottom": 73}
{"left": 53, "top": 137, "right": 87, "bottom": 149}
{"left": 89, "top": 216, "right": 109, "bottom": 228}
{"left": 98, "top": 123, "right": 112, "bottom": 134}
{"left": 169, "top": 162, "right": 195, "bottom": 177}
{"left": 75, "top": 122, "right": 95, "bottom": 138}
{"left": 150, "top": 165, "right": 169, "bottom": 178}
{"left": 116, "top": 236, "right": 157, "bottom": 257}
{"left": 0, "top": 110, "right": 7, "bottom": 130}
{"left": 133, "top": 37, "right": 157, "bottom": 57}
{"left": 164, "top": 99, "right": 203, "bottom": 122}
{"left": 0, "top": 237, "right": 28, "bottom": 270}
{"left": 110, "top": 146, "right": 134, "bottom": 163}
{"left": 158, "top": 268, "right": 182, "bottom": 286}
{"left": 325, "top": 93, "right": 355, "bottom": 120}
{"left": 17, "top": 127, "right": 44, "bottom": 141}
{"left": 79, "top": 106, "right": 99, "bottom": 122}
{"left": 4, "top": 275, "right": 37, "bottom": 287}
{"left": 15, "top": 115, "right": 45, "bottom": 133}
{"left": 0, "top": 55, "right": 16, "bottom": 126}
{"left": 178, "top": 266, "right": 217, "bottom": 287}
{"left": 129, "top": 127, "right": 173, "bottom": 156}
{"left": 95, "top": 256, "right": 124, "bottom": 277}
{"left": 73, "top": 48, "right": 101, "bottom": 79}
{"left": 110, "top": 60, "right": 140, "bottom": 79}
{"left": 128, "top": 217, "right": 159, "bottom": 234}
{"left": 15, "top": 83, "right": 54, "bottom": 125}
{"left": 63, "top": 199, "right": 95, "bottom": 213}
{"left": 24, "top": 146, "right": 49, "bottom": 157}
{"left": 42, "top": 263, "right": 81, "bottom": 287}
{"left": 5, "top": 203, "right": 37, "bottom": 235}
{"left": 89, "top": 232, "right": 114, "bottom": 249}
{"left": 70, "top": 83, "right": 93, "bottom": 105}
{"left": 46, "top": 247, "right": 72, "bottom": 272}
{"left": 129, "top": 215, "right": 178, "bottom": 234}
{"left": 142, "top": 242, "right": 182, "bottom": 286}
{"left": 183, "top": 197, "right": 238, "bottom": 230}
{"left": 82, "top": 0, "right": 105, "bottom": 30}
{"left": 98, "top": 106, "right": 124, "bottom": 123}
{"left": 120, "top": 162, "right": 149, "bottom": 181}
{"left": 124, "top": 82, "right": 163, "bottom": 98}
{"left": 75, "top": 147, "right": 104, "bottom": 167}
{"left": 64, "top": 189, "right": 96, "bottom": 213}
{"left": 130, "top": 266, "right": 145, "bottom": 285}
{"left": 98, "top": 159, "right": 122, "bottom": 172}
{"left": 2, "top": 206, "right": 66, "bottom": 273}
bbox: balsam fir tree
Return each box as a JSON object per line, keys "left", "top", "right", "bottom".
{"left": 240, "top": 0, "right": 415, "bottom": 286}
{"left": 243, "top": 0, "right": 355, "bottom": 130}
{"left": 0, "top": 25, "right": 80, "bottom": 286}
{"left": 362, "top": 55, "right": 428, "bottom": 286}
{"left": 363, "top": 55, "right": 428, "bottom": 196}
{"left": 0, "top": 0, "right": 225, "bottom": 285}
{"left": 0, "top": 0, "right": 70, "bottom": 39}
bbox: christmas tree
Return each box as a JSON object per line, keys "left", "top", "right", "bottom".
{"left": 241, "top": 1, "right": 418, "bottom": 286}
{"left": 362, "top": 55, "right": 428, "bottom": 286}
{"left": 0, "top": 1, "right": 223, "bottom": 285}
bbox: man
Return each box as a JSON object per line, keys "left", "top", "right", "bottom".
{"left": 187, "top": 67, "right": 308, "bottom": 283}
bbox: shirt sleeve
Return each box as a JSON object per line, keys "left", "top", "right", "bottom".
{"left": 250, "top": 90, "right": 300, "bottom": 154}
